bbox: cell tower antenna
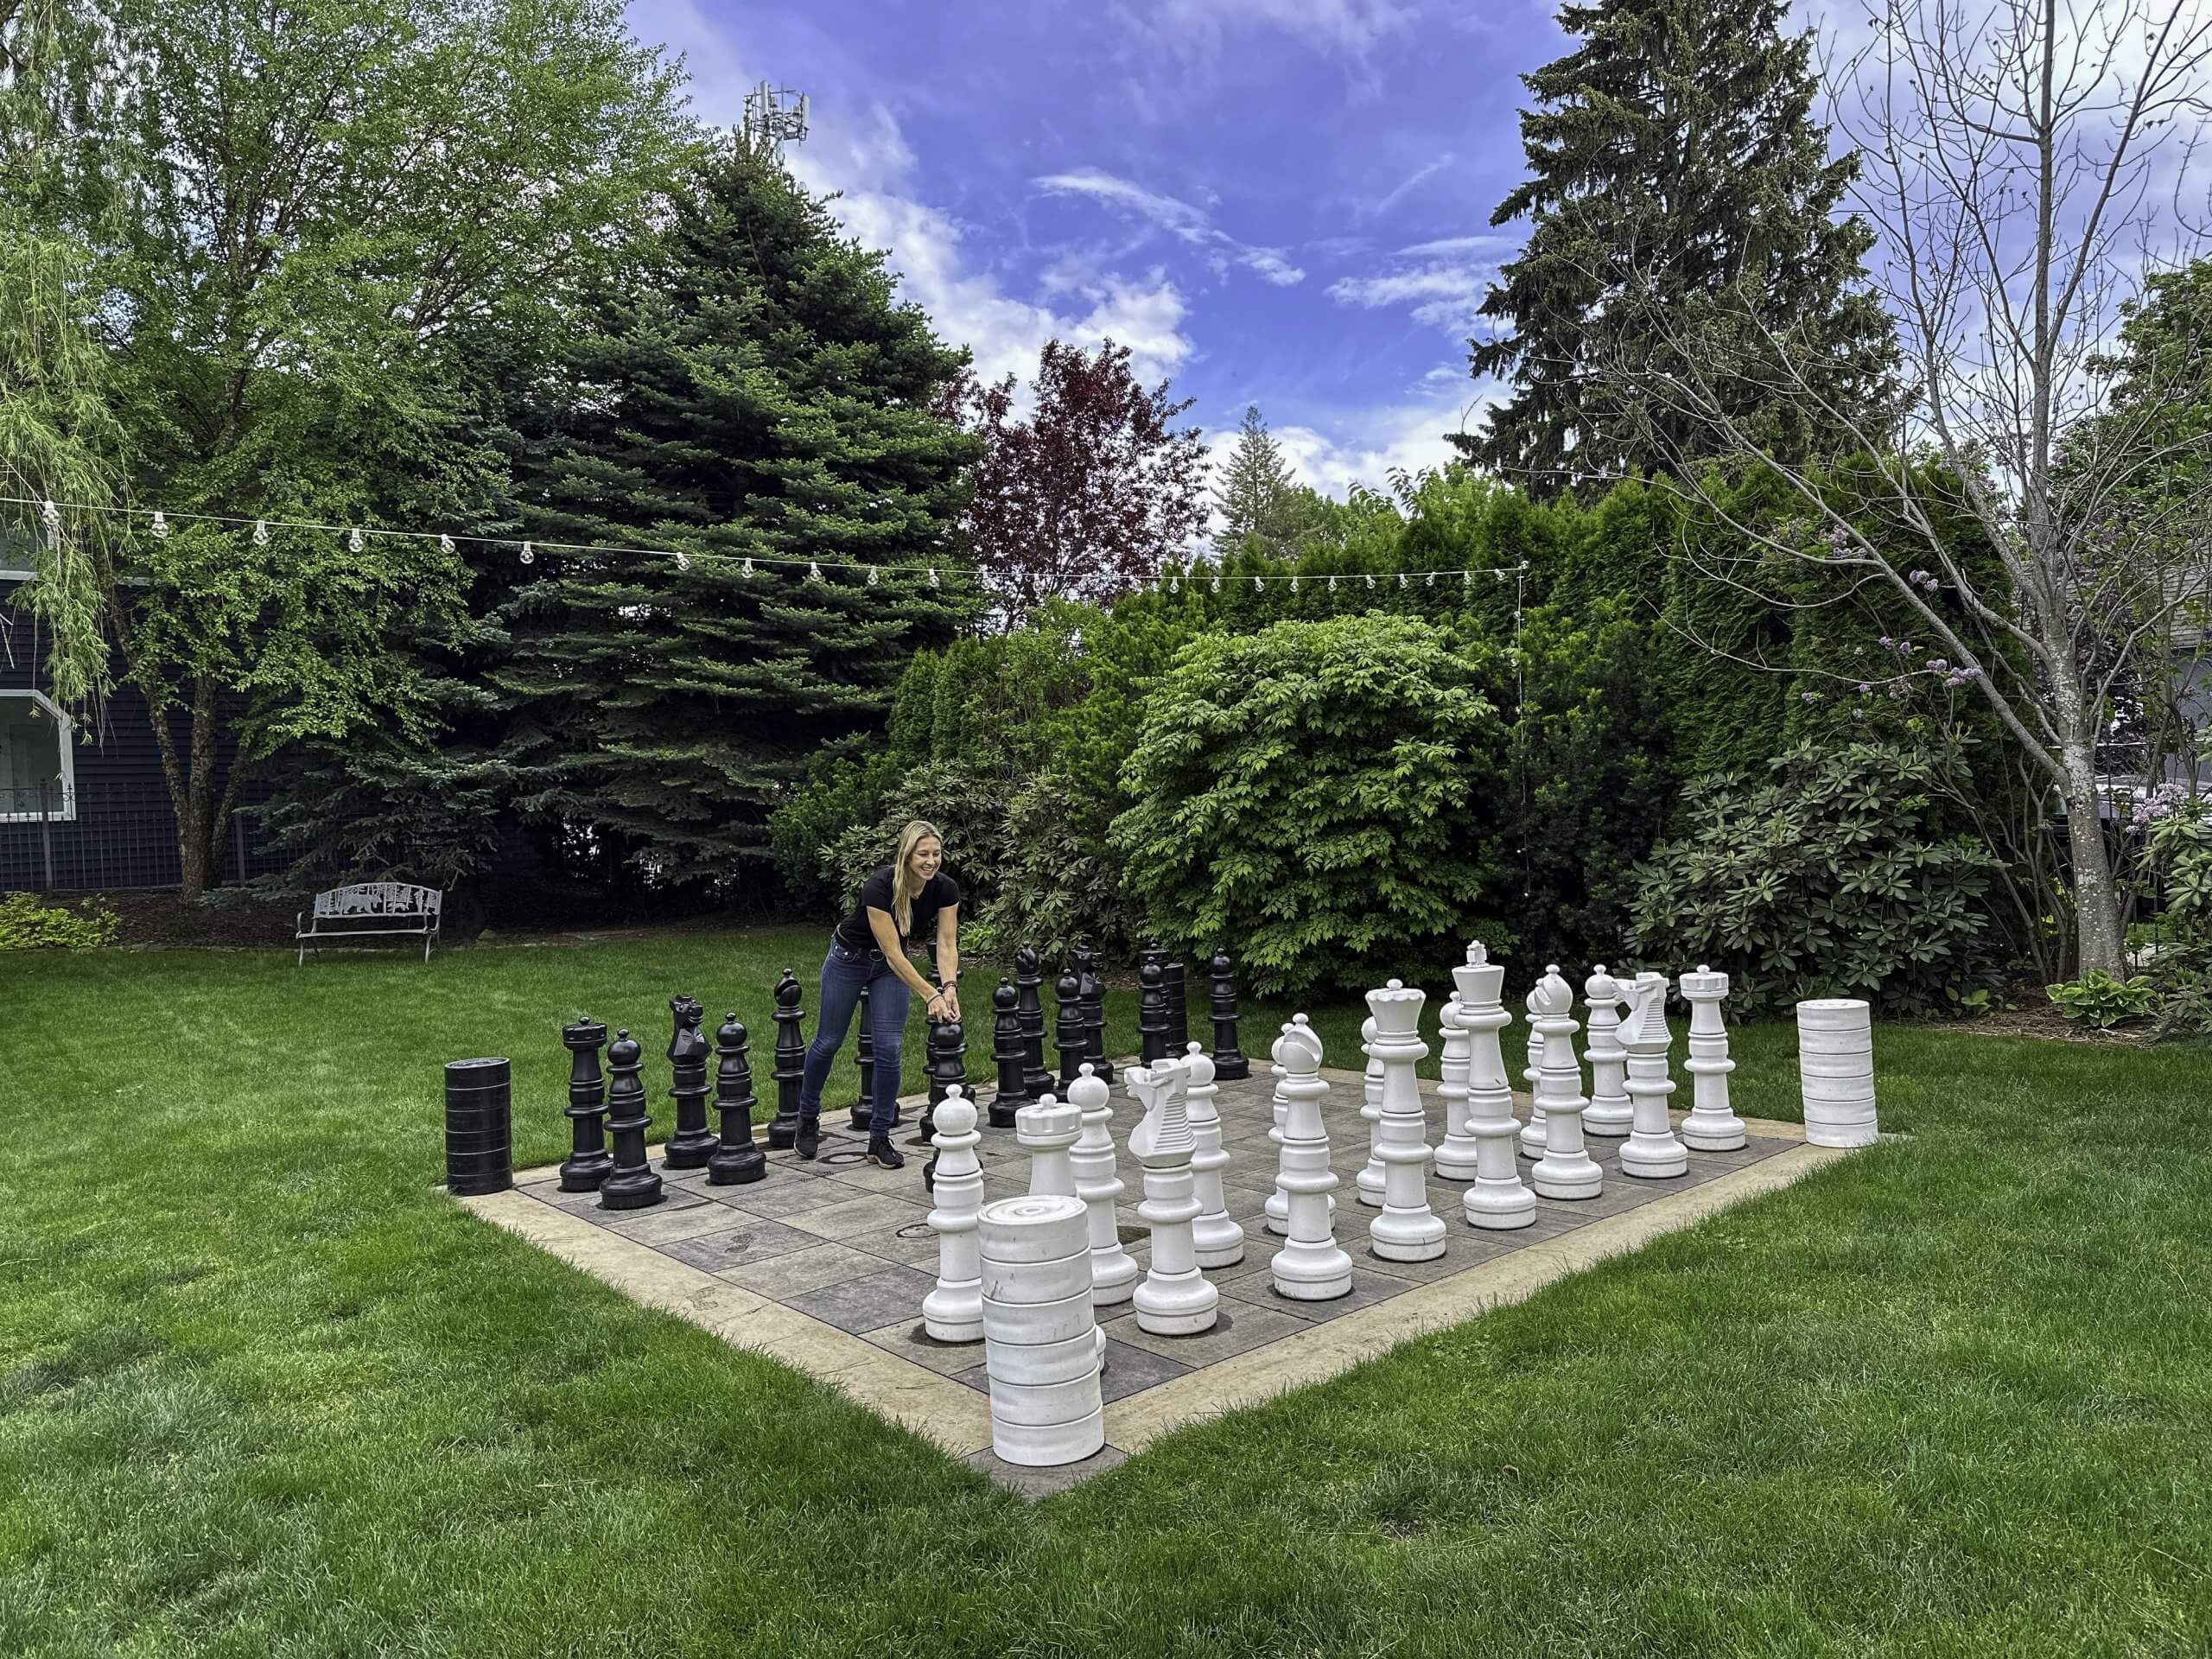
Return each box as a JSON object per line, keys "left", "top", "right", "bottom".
{"left": 742, "top": 81, "right": 810, "bottom": 158}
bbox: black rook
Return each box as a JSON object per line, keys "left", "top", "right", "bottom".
{"left": 557, "top": 1020, "right": 613, "bottom": 1192}
{"left": 445, "top": 1056, "right": 513, "bottom": 1197}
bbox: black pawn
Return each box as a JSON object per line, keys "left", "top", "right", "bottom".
{"left": 767, "top": 969, "right": 805, "bottom": 1149}
{"left": 599, "top": 1029, "right": 664, "bottom": 1210}
{"left": 1163, "top": 951, "right": 1190, "bottom": 1053}
{"left": 1138, "top": 958, "right": 1171, "bottom": 1065}
{"left": 1077, "top": 941, "right": 1114, "bottom": 1084}
{"left": 1014, "top": 943, "right": 1052, "bottom": 1101}
{"left": 846, "top": 982, "right": 875, "bottom": 1131}
{"left": 1207, "top": 950, "right": 1252, "bottom": 1080}
{"left": 988, "top": 978, "right": 1025, "bottom": 1129}
{"left": 707, "top": 1012, "right": 766, "bottom": 1185}
{"left": 1054, "top": 963, "right": 1088, "bottom": 1092}
{"left": 558, "top": 1018, "right": 613, "bottom": 1192}
{"left": 921, "top": 1014, "right": 967, "bottom": 1142}
{"left": 663, "top": 993, "right": 718, "bottom": 1169}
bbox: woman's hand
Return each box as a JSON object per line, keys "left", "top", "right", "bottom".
{"left": 941, "top": 985, "right": 961, "bottom": 1022}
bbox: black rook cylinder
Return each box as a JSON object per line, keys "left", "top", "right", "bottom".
{"left": 557, "top": 1020, "right": 613, "bottom": 1191}
{"left": 445, "top": 1056, "right": 513, "bottom": 1197}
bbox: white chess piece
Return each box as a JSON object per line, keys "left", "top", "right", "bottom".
{"left": 1126, "top": 1054, "right": 1219, "bottom": 1335}
{"left": 1455, "top": 942, "right": 1535, "bottom": 1229}
{"left": 1263, "top": 1030, "right": 1291, "bottom": 1234}
{"left": 1518, "top": 1011, "right": 1548, "bottom": 1157}
{"left": 1618, "top": 972, "right": 1688, "bottom": 1178}
{"left": 922, "top": 1086, "right": 985, "bottom": 1341}
{"left": 1796, "top": 998, "right": 1878, "bottom": 1147}
{"left": 1367, "top": 978, "right": 1446, "bottom": 1261}
{"left": 1582, "top": 966, "right": 1632, "bottom": 1138}
{"left": 1065, "top": 1064, "right": 1139, "bottom": 1306}
{"left": 977, "top": 1194, "right": 1103, "bottom": 1466}
{"left": 1680, "top": 965, "right": 1746, "bottom": 1151}
{"left": 1183, "top": 1042, "right": 1245, "bottom": 1268}
{"left": 1433, "top": 990, "right": 1480, "bottom": 1179}
{"left": 1356, "top": 1014, "right": 1386, "bottom": 1205}
{"left": 1529, "top": 966, "right": 1602, "bottom": 1200}
{"left": 1016, "top": 1091, "right": 1081, "bottom": 1198}
{"left": 1271, "top": 1014, "right": 1352, "bottom": 1300}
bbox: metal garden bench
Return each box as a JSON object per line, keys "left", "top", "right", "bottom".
{"left": 296, "top": 881, "right": 443, "bottom": 963}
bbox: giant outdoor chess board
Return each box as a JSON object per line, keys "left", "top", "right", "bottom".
{"left": 465, "top": 1064, "right": 1849, "bottom": 1495}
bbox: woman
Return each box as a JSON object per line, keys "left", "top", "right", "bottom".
{"left": 793, "top": 819, "right": 962, "bottom": 1168}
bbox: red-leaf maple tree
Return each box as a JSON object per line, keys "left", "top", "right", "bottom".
{"left": 938, "top": 339, "right": 1210, "bottom": 626}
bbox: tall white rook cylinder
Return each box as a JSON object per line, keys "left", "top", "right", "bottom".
{"left": 979, "top": 1193, "right": 1103, "bottom": 1467}
{"left": 1795, "top": 998, "right": 1878, "bottom": 1147}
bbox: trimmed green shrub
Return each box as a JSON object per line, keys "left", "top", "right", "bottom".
{"left": 0, "top": 893, "right": 121, "bottom": 950}
{"left": 2046, "top": 970, "right": 2159, "bottom": 1029}
{"left": 1112, "top": 613, "right": 1503, "bottom": 997}
{"left": 1627, "top": 741, "right": 2002, "bottom": 1016}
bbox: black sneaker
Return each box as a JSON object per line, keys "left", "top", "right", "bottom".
{"left": 867, "top": 1134, "right": 906, "bottom": 1170}
{"left": 795, "top": 1120, "right": 820, "bottom": 1160}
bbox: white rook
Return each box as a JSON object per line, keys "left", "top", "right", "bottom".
{"left": 1796, "top": 998, "right": 1878, "bottom": 1147}
{"left": 1271, "top": 1014, "right": 1353, "bottom": 1300}
{"left": 1432, "top": 991, "right": 1480, "bottom": 1180}
{"left": 1368, "top": 978, "right": 1446, "bottom": 1262}
{"left": 1680, "top": 966, "right": 1747, "bottom": 1151}
{"left": 978, "top": 1193, "right": 1103, "bottom": 1467}
{"left": 1456, "top": 941, "right": 1534, "bottom": 1229}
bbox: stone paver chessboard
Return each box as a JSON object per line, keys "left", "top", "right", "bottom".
{"left": 462, "top": 1063, "right": 1859, "bottom": 1497}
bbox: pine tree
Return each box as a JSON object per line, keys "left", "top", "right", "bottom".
{"left": 494, "top": 137, "right": 979, "bottom": 895}
{"left": 1211, "top": 404, "right": 1299, "bottom": 559}
{"left": 1458, "top": 0, "right": 1904, "bottom": 499}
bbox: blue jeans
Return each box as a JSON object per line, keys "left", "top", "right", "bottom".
{"left": 797, "top": 938, "right": 912, "bottom": 1132}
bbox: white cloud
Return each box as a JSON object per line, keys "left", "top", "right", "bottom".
{"left": 1136, "top": 0, "right": 1417, "bottom": 58}
{"left": 1371, "top": 154, "right": 1455, "bottom": 219}
{"left": 1326, "top": 255, "right": 1496, "bottom": 334}
{"left": 1034, "top": 168, "right": 1306, "bottom": 286}
{"left": 1206, "top": 366, "right": 1497, "bottom": 505}
{"left": 1396, "top": 233, "right": 1511, "bottom": 257}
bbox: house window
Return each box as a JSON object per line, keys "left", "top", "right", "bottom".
{"left": 0, "top": 690, "right": 76, "bottom": 821}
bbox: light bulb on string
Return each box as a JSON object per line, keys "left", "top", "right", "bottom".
{"left": 1328, "top": 574, "right": 1338, "bottom": 591}
{"left": 1364, "top": 573, "right": 1376, "bottom": 589}
{"left": 347, "top": 526, "right": 364, "bottom": 553}
{"left": 1291, "top": 575, "right": 1300, "bottom": 593}
{"left": 1170, "top": 574, "right": 1180, "bottom": 593}
{"left": 742, "top": 557, "right": 756, "bottom": 578}
{"left": 41, "top": 499, "right": 60, "bottom": 548}
{"left": 675, "top": 551, "right": 690, "bottom": 572}
{"left": 439, "top": 534, "right": 454, "bottom": 557}
{"left": 150, "top": 511, "right": 169, "bottom": 540}
{"left": 518, "top": 541, "right": 534, "bottom": 565}
{"left": 927, "top": 567, "right": 939, "bottom": 588}
{"left": 808, "top": 561, "right": 823, "bottom": 582}
{"left": 1398, "top": 573, "right": 1408, "bottom": 590}
{"left": 1211, "top": 573, "right": 1221, "bottom": 594}
{"left": 1251, "top": 575, "right": 1262, "bottom": 591}
{"left": 868, "top": 566, "right": 880, "bottom": 588}
{"left": 252, "top": 519, "right": 270, "bottom": 547}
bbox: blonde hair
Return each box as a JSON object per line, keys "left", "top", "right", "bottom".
{"left": 892, "top": 819, "right": 943, "bottom": 938}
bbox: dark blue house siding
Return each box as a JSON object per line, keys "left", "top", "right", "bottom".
{"left": 0, "top": 579, "right": 279, "bottom": 893}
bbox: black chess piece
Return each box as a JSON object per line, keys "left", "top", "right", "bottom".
{"left": 1163, "top": 950, "right": 1190, "bottom": 1053}
{"left": 988, "top": 977, "right": 1025, "bottom": 1129}
{"left": 1014, "top": 943, "right": 1052, "bottom": 1102}
{"left": 558, "top": 1019, "right": 613, "bottom": 1192}
{"left": 1207, "top": 950, "right": 1252, "bottom": 1080}
{"left": 663, "top": 994, "right": 718, "bottom": 1168}
{"left": 766, "top": 969, "right": 805, "bottom": 1149}
{"left": 598, "top": 1030, "right": 664, "bottom": 1210}
{"left": 846, "top": 982, "right": 875, "bottom": 1131}
{"left": 1138, "top": 957, "right": 1171, "bottom": 1064}
{"left": 1075, "top": 941, "right": 1114, "bottom": 1084}
{"left": 1054, "top": 963, "right": 1088, "bottom": 1091}
{"left": 707, "top": 1012, "right": 766, "bottom": 1185}
{"left": 445, "top": 1056, "right": 513, "bottom": 1197}
{"left": 922, "top": 1012, "right": 967, "bottom": 1139}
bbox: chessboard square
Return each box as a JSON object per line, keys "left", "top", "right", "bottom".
{"left": 599, "top": 1203, "right": 746, "bottom": 1246}
{"left": 1218, "top": 1266, "right": 1416, "bottom": 1324}
{"left": 715, "top": 1241, "right": 887, "bottom": 1299}
{"left": 1102, "top": 1300, "right": 1310, "bottom": 1366}
{"left": 1097, "top": 1338, "right": 1193, "bottom": 1402}
{"left": 708, "top": 1176, "right": 855, "bottom": 1220}
{"left": 789, "top": 1264, "right": 938, "bottom": 1334}
{"left": 784, "top": 1192, "right": 931, "bottom": 1242}
{"left": 1355, "top": 1232, "right": 1523, "bottom": 1281}
{"left": 859, "top": 1317, "right": 987, "bottom": 1377}
{"left": 594, "top": 1185, "right": 708, "bottom": 1227}
{"left": 658, "top": 1218, "right": 818, "bottom": 1274}
{"left": 818, "top": 1159, "right": 918, "bottom": 1195}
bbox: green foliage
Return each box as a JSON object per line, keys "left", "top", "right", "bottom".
{"left": 0, "top": 892, "right": 119, "bottom": 950}
{"left": 2045, "top": 972, "right": 2159, "bottom": 1030}
{"left": 1113, "top": 613, "right": 1502, "bottom": 998}
{"left": 1628, "top": 741, "right": 2002, "bottom": 1016}
{"left": 2139, "top": 790, "right": 2212, "bottom": 1040}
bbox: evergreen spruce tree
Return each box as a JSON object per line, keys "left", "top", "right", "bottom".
{"left": 495, "top": 136, "right": 979, "bottom": 895}
{"left": 1211, "top": 404, "right": 1299, "bottom": 558}
{"left": 1457, "top": 0, "right": 1904, "bottom": 499}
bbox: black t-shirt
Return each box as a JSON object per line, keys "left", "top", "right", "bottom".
{"left": 834, "top": 864, "right": 961, "bottom": 953}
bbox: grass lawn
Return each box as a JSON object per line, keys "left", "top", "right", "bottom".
{"left": 4, "top": 928, "right": 2209, "bottom": 1656}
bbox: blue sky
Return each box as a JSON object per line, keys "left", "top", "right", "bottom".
{"left": 628, "top": 0, "right": 1575, "bottom": 498}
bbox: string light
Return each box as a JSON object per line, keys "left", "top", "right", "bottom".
{"left": 742, "top": 557, "right": 756, "bottom": 578}
{"left": 674, "top": 551, "right": 690, "bottom": 572}
{"left": 251, "top": 518, "right": 269, "bottom": 547}
{"left": 1292, "top": 575, "right": 1300, "bottom": 593}
{"left": 439, "top": 534, "right": 454, "bottom": 557}
{"left": 41, "top": 499, "right": 60, "bottom": 547}
{"left": 1398, "top": 572, "right": 1408, "bottom": 590}
{"left": 1211, "top": 573, "right": 1221, "bottom": 594}
{"left": 927, "top": 567, "right": 939, "bottom": 588}
{"left": 868, "top": 566, "right": 880, "bottom": 588}
{"left": 1328, "top": 575, "right": 1338, "bottom": 591}
{"left": 808, "top": 560, "right": 823, "bottom": 582}
{"left": 518, "top": 541, "right": 534, "bottom": 565}
{"left": 150, "top": 511, "right": 169, "bottom": 540}
{"left": 347, "top": 527, "right": 364, "bottom": 553}
{"left": 1364, "top": 573, "right": 1376, "bottom": 589}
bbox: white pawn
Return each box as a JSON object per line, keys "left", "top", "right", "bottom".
{"left": 1680, "top": 965, "right": 1746, "bottom": 1150}
{"left": 1528, "top": 966, "right": 1602, "bottom": 1200}
{"left": 1356, "top": 1014, "right": 1386, "bottom": 1205}
{"left": 1582, "top": 966, "right": 1632, "bottom": 1138}
{"left": 1016, "top": 1090, "right": 1080, "bottom": 1198}
{"left": 1367, "top": 978, "right": 1446, "bottom": 1262}
{"left": 1518, "top": 1011, "right": 1548, "bottom": 1157}
{"left": 922, "top": 1086, "right": 985, "bottom": 1341}
{"left": 1183, "top": 1041, "right": 1244, "bottom": 1268}
{"left": 1456, "top": 942, "right": 1534, "bottom": 1230}
{"left": 1065, "top": 1064, "right": 1139, "bottom": 1307}
{"left": 1618, "top": 972, "right": 1688, "bottom": 1179}
{"left": 1271, "top": 1015, "right": 1352, "bottom": 1300}
{"left": 1433, "top": 990, "right": 1480, "bottom": 1179}
{"left": 1127, "top": 1054, "right": 1218, "bottom": 1335}
{"left": 1263, "top": 1028, "right": 1291, "bottom": 1235}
